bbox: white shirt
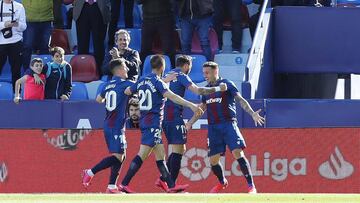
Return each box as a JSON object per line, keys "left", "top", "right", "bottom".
{"left": 0, "top": 1, "right": 26, "bottom": 45}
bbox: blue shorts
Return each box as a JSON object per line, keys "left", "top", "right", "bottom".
{"left": 104, "top": 128, "right": 127, "bottom": 153}
{"left": 208, "top": 121, "right": 246, "bottom": 156}
{"left": 141, "top": 127, "right": 163, "bottom": 147}
{"left": 163, "top": 119, "right": 187, "bottom": 145}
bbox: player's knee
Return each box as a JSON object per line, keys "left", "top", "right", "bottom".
{"left": 232, "top": 149, "right": 244, "bottom": 159}
{"left": 209, "top": 155, "right": 221, "bottom": 166}
{"left": 112, "top": 153, "right": 125, "bottom": 162}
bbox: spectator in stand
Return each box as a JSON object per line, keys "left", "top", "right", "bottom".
{"left": 53, "top": 0, "right": 64, "bottom": 29}
{"left": 14, "top": 58, "right": 45, "bottom": 104}
{"left": 22, "top": 0, "right": 53, "bottom": 71}
{"left": 102, "top": 29, "right": 141, "bottom": 81}
{"left": 126, "top": 95, "right": 140, "bottom": 128}
{"left": 176, "top": 0, "right": 214, "bottom": 61}
{"left": 137, "top": 0, "right": 176, "bottom": 69}
{"left": 0, "top": 0, "right": 26, "bottom": 92}
{"left": 32, "top": 47, "right": 72, "bottom": 100}
{"left": 73, "top": 0, "right": 111, "bottom": 75}
{"left": 213, "top": 0, "right": 243, "bottom": 53}
{"left": 108, "top": 0, "right": 134, "bottom": 48}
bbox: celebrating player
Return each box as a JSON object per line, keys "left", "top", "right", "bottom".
{"left": 156, "top": 55, "right": 227, "bottom": 191}
{"left": 187, "top": 61, "right": 265, "bottom": 193}
{"left": 118, "top": 55, "right": 203, "bottom": 193}
{"left": 81, "top": 59, "right": 134, "bottom": 193}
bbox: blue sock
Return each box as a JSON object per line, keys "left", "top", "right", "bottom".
{"left": 109, "top": 158, "right": 122, "bottom": 185}
{"left": 211, "top": 164, "right": 225, "bottom": 184}
{"left": 169, "top": 153, "right": 182, "bottom": 182}
{"left": 121, "top": 155, "right": 143, "bottom": 186}
{"left": 237, "top": 157, "right": 254, "bottom": 187}
{"left": 91, "top": 155, "right": 118, "bottom": 175}
{"left": 156, "top": 160, "right": 175, "bottom": 188}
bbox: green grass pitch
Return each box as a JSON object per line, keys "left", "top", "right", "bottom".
{"left": 0, "top": 193, "right": 360, "bottom": 203}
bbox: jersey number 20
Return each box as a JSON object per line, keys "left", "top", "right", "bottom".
{"left": 139, "top": 89, "right": 152, "bottom": 110}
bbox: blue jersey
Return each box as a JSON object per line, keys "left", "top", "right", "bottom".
{"left": 201, "top": 78, "right": 238, "bottom": 125}
{"left": 100, "top": 76, "right": 134, "bottom": 129}
{"left": 130, "top": 73, "right": 169, "bottom": 129}
{"left": 164, "top": 68, "right": 194, "bottom": 121}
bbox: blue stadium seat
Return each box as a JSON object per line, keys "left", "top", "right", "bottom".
{"left": 101, "top": 75, "right": 112, "bottom": 82}
{"left": 189, "top": 55, "right": 206, "bottom": 83}
{"left": 64, "top": 54, "right": 74, "bottom": 63}
{"left": 184, "top": 89, "right": 200, "bottom": 102}
{"left": 142, "top": 55, "right": 171, "bottom": 76}
{"left": 31, "top": 55, "right": 53, "bottom": 65}
{"left": 0, "top": 59, "right": 11, "bottom": 82}
{"left": 70, "top": 82, "right": 89, "bottom": 100}
{"left": 0, "top": 82, "right": 13, "bottom": 100}
{"left": 127, "top": 28, "right": 141, "bottom": 51}
{"left": 85, "top": 80, "right": 104, "bottom": 100}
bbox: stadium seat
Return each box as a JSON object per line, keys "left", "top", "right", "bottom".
{"left": 70, "top": 82, "right": 89, "bottom": 100}
{"left": 101, "top": 75, "right": 112, "bottom": 82}
{"left": 85, "top": 80, "right": 104, "bottom": 100}
{"left": 31, "top": 55, "right": 53, "bottom": 65}
{"left": 0, "top": 60, "right": 12, "bottom": 82}
{"left": 184, "top": 89, "right": 200, "bottom": 102}
{"left": 70, "top": 55, "right": 99, "bottom": 82}
{"left": 0, "top": 82, "right": 13, "bottom": 100}
{"left": 152, "top": 30, "right": 181, "bottom": 54}
{"left": 64, "top": 54, "right": 74, "bottom": 63}
{"left": 191, "top": 28, "right": 219, "bottom": 59}
{"left": 49, "top": 29, "right": 71, "bottom": 54}
{"left": 127, "top": 28, "right": 142, "bottom": 51}
{"left": 188, "top": 55, "right": 206, "bottom": 83}
{"left": 142, "top": 55, "right": 172, "bottom": 76}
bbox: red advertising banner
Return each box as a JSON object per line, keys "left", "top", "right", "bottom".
{"left": 0, "top": 128, "right": 359, "bottom": 193}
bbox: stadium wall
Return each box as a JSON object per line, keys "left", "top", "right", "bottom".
{"left": 0, "top": 128, "right": 358, "bottom": 193}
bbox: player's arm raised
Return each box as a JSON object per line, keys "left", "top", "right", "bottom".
{"left": 163, "top": 90, "right": 204, "bottom": 117}
{"left": 185, "top": 103, "right": 206, "bottom": 131}
{"left": 234, "top": 93, "right": 265, "bottom": 127}
{"left": 188, "top": 82, "right": 227, "bottom": 95}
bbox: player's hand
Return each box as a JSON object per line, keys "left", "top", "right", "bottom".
{"left": 185, "top": 122, "right": 192, "bottom": 132}
{"left": 33, "top": 74, "right": 44, "bottom": 85}
{"left": 163, "top": 72, "right": 178, "bottom": 83}
{"left": 219, "top": 83, "right": 227, "bottom": 92}
{"left": 252, "top": 109, "right": 265, "bottom": 127}
{"left": 60, "top": 95, "right": 69, "bottom": 101}
{"left": 191, "top": 104, "right": 204, "bottom": 117}
{"left": 109, "top": 47, "right": 120, "bottom": 59}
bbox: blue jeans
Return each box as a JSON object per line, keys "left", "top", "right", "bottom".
{"left": 22, "top": 21, "right": 52, "bottom": 69}
{"left": 179, "top": 16, "right": 212, "bottom": 61}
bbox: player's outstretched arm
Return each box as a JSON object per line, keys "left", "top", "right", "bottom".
{"left": 188, "top": 83, "right": 227, "bottom": 95}
{"left": 185, "top": 103, "right": 206, "bottom": 131}
{"left": 235, "top": 93, "right": 265, "bottom": 127}
{"left": 96, "top": 95, "right": 105, "bottom": 103}
{"left": 163, "top": 90, "right": 204, "bottom": 117}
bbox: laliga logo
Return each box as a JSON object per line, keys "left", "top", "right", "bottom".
{"left": 180, "top": 148, "right": 211, "bottom": 181}
{"left": 43, "top": 129, "right": 91, "bottom": 150}
{"left": 0, "top": 162, "right": 8, "bottom": 183}
{"left": 318, "top": 146, "right": 354, "bottom": 180}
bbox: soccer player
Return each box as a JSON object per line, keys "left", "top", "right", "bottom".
{"left": 118, "top": 55, "right": 204, "bottom": 193}
{"left": 81, "top": 58, "right": 134, "bottom": 193}
{"left": 187, "top": 61, "right": 265, "bottom": 194}
{"left": 156, "top": 55, "right": 227, "bottom": 191}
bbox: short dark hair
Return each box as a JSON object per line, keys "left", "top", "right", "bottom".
{"left": 150, "top": 55, "right": 165, "bottom": 70}
{"left": 49, "top": 46, "right": 65, "bottom": 57}
{"left": 203, "top": 61, "right": 218, "bottom": 69}
{"left": 176, "top": 55, "right": 192, "bottom": 68}
{"left": 30, "top": 58, "right": 43, "bottom": 67}
{"left": 109, "top": 58, "right": 126, "bottom": 74}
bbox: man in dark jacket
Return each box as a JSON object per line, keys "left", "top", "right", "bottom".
{"left": 102, "top": 29, "right": 141, "bottom": 81}
{"left": 176, "top": 0, "right": 214, "bottom": 60}
{"left": 137, "top": 0, "right": 176, "bottom": 69}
